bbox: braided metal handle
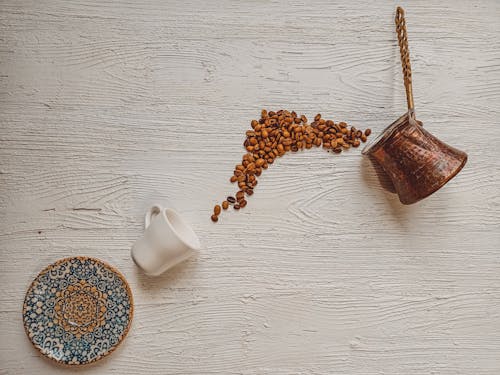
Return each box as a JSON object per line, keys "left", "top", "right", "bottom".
{"left": 395, "top": 6, "right": 414, "bottom": 111}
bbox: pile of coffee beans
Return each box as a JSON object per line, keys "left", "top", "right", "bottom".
{"left": 211, "top": 109, "right": 371, "bottom": 222}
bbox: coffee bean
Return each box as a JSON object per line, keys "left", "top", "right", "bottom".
{"left": 212, "top": 110, "right": 371, "bottom": 221}
{"left": 214, "top": 205, "right": 221, "bottom": 215}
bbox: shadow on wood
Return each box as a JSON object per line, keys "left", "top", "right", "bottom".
{"left": 360, "top": 154, "right": 396, "bottom": 194}
{"left": 133, "top": 256, "right": 197, "bottom": 292}
{"left": 360, "top": 155, "right": 419, "bottom": 228}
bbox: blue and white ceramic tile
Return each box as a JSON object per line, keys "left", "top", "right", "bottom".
{"left": 23, "top": 257, "right": 133, "bottom": 365}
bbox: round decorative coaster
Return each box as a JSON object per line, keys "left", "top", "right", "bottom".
{"left": 23, "top": 257, "right": 133, "bottom": 365}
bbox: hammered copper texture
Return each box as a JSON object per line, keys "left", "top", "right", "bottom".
{"left": 364, "top": 114, "right": 467, "bottom": 204}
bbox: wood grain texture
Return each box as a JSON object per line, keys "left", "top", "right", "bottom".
{"left": 1, "top": 0, "right": 499, "bottom": 374}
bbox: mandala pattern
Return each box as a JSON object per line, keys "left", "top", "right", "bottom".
{"left": 23, "top": 257, "right": 133, "bottom": 365}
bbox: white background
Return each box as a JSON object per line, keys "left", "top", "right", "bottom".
{"left": 1, "top": 0, "right": 499, "bottom": 374}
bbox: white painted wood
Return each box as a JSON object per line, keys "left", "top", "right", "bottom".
{"left": 1, "top": 0, "right": 499, "bottom": 373}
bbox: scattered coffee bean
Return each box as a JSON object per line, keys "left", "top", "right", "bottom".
{"left": 214, "top": 205, "right": 221, "bottom": 216}
{"left": 211, "top": 109, "right": 371, "bottom": 221}
{"left": 211, "top": 214, "right": 218, "bottom": 222}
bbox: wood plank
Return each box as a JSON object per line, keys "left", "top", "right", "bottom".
{"left": 1, "top": 0, "right": 499, "bottom": 374}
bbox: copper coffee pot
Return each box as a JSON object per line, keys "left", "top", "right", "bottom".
{"left": 362, "top": 7, "right": 467, "bottom": 205}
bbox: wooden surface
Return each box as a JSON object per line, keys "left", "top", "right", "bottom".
{"left": 1, "top": 1, "right": 499, "bottom": 374}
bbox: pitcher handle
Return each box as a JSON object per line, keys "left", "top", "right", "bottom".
{"left": 395, "top": 7, "right": 414, "bottom": 112}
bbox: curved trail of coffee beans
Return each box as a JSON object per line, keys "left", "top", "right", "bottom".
{"left": 211, "top": 109, "right": 371, "bottom": 222}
